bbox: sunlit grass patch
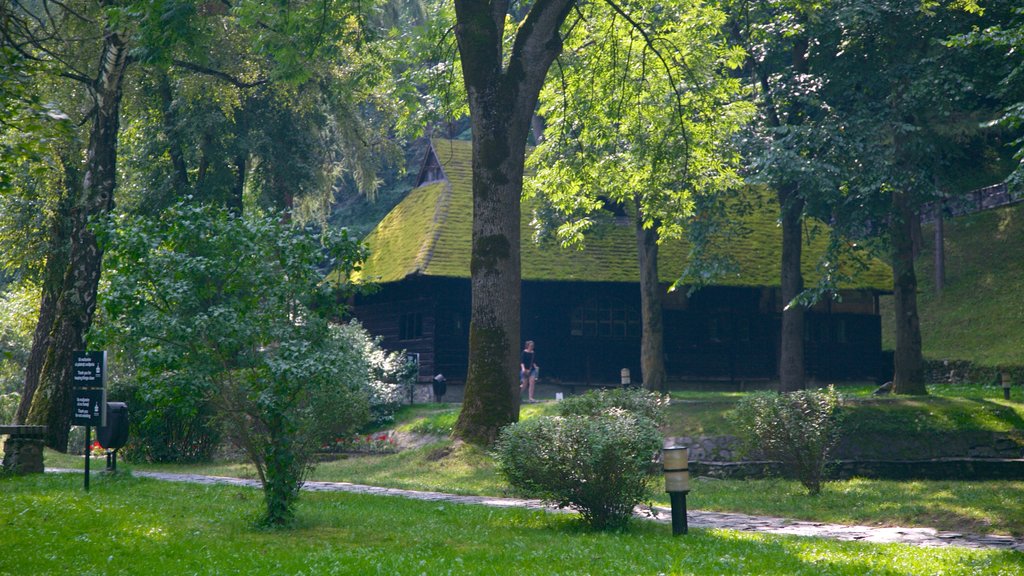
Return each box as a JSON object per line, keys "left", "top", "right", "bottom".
{"left": 1, "top": 474, "right": 1020, "bottom": 576}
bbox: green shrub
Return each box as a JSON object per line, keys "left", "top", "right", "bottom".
{"left": 728, "top": 387, "right": 844, "bottom": 495}
{"left": 110, "top": 381, "right": 220, "bottom": 463}
{"left": 494, "top": 409, "right": 662, "bottom": 530}
{"left": 98, "top": 203, "right": 372, "bottom": 526}
{"left": 557, "top": 387, "right": 670, "bottom": 425}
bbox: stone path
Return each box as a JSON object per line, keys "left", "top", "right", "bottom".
{"left": 96, "top": 470, "right": 1021, "bottom": 552}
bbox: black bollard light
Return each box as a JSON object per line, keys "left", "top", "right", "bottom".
{"left": 1003, "top": 372, "right": 1012, "bottom": 401}
{"left": 663, "top": 445, "right": 690, "bottom": 535}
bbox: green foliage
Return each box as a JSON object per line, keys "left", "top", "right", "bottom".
{"left": 0, "top": 282, "right": 37, "bottom": 395}
{"left": 361, "top": 332, "right": 416, "bottom": 426}
{"left": 110, "top": 380, "right": 221, "bottom": 463}
{"left": 728, "top": 387, "right": 845, "bottom": 495}
{"left": 97, "top": 202, "right": 373, "bottom": 525}
{"left": 557, "top": 387, "right": 670, "bottom": 426}
{"left": 494, "top": 409, "right": 662, "bottom": 530}
{"left": 0, "top": 391, "right": 19, "bottom": 424}
{"left": 948, "top": 4, "right": 1024, "bottom": 188}
{"left": 528, "top": 0, "right": 751, "bottom": 273}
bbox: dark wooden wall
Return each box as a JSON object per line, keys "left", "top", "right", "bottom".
{"left": 353, "top": 278, "right": 885, "bottom": 384}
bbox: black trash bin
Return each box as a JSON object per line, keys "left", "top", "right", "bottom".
{"left": 432, "top": 374, "right": 447, "bottom": 402}
{"left": 97, "top": 402, "right": 128, "bottom": 471}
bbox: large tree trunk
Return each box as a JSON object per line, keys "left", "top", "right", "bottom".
{"left": 777, "top": 186, "right": 806, "bottom": 392}
{"left": 14, "top": 164, "right": 77, "bottom": 424}
{"left": 636, "top": 205, "right": 666, "bottom": 393}
{"left": 890, "top": 189, "right": 927, "bottom": 395}
{"left": 26, "top": 30, "right": 129, "bottom": 450}
{"left": 451, "top": 0, "right": 572, "bottom": 445}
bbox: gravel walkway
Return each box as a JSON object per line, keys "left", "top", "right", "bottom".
{"left": 93, "top": 470, "right": 1021, "bottom": 552}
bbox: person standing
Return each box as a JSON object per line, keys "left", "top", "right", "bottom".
{"left": 520, "top": 340, "right": 538, "bottom": 402}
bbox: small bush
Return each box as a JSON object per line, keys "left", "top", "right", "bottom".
{"left": 494, "top": 409, "right": 662, "bottom": 530}
{"left": 557, "top": 387, "right": 670, "bottom": 425}
{"left": 728, "top": 387, "right": 844, "bottom": 495}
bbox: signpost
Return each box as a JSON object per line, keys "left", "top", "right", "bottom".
{"left": 72, "top": 351, "right": 106, "bottom": 491}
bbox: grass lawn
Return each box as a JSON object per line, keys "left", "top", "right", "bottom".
{"left": 1, "top": 473, "right": 1020, "bottom": 576}
{"left": 23, "top": 384, "right": 1024, "bottom": 538}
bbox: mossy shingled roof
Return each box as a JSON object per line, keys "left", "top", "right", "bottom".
{"left": 353, "top": 139, "right": 892, "bottom": 290}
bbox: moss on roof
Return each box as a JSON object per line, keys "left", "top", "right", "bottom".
{"left": 352, "top": 139, "right": 892, "bottom": 291}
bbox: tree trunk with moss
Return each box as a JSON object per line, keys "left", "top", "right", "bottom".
{"left": 778, "top": 186, "right": 806, "bottom": 392}
{"left": 890, "top": 189, "right": 927, "bottom": 395}
{"left": 636, "top": 208, "right": 666, "bottom": 393}
{"left": 26, "top": 30, "right": 129, "bottom": 450}
{"left": 15, "top": 162, "right": 77, "bottom": 425}
{"left": 451, "top": 0, "right": 573, "bottom": 445}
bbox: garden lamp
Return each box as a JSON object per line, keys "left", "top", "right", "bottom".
{"left": 663, "top": 445, "right": 690, "bottom": 535}
{"left": 1002, "top": 372, "right": 1012, "bottom": 400}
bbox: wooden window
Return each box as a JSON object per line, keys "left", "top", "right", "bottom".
{"left": 399, "top": 312, "right": 423, "bottom": 340}
{"left": 571, "top": 298, "right": 640, "bottom": 338}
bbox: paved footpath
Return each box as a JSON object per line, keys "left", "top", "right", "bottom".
{"left": 109, "top": 470, "right": 1022, "bottom": 552}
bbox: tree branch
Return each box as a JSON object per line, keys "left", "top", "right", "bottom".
{"left": 171, "top": 60, "right": 269, "bottom": 88}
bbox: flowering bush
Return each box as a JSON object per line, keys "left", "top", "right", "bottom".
{"left": 323, "top": 432, "right": 397, "bottom": 454}
{"left": 89, "top": 441, "right": 106, "bottom": 457}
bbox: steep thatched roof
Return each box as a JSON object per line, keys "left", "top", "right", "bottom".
{"left": 351, "top": 139, "right": 892, "bottom": 290}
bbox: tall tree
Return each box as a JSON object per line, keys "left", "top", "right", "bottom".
{"left": 821, "top": 0, "right": 1006, "bottom": 394}
{"left": 721, "top": 0, "right": 844, "bottom": 392}
{"left": 449, "top": 0, "right": 576, "bottom": 444}
{"left": 6, "top": 0, "right": 400, "bottom": 449}
{"left": 3, "top": 1, "right": 131, "bottom": 448}
{"left": 527, "top": 1, "right": 749, "bottom": 393}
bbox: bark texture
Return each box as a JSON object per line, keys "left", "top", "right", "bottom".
{"left": 451, "top": 0, "right": 573, "bottom": 445}
{"left": 890, "top": 190, "right": 927, "bottom": 395}
{"left": 25, "top": 30, "right": 129, "bottom": 450}
{"left": 636, "top": 208, "right": 666, "bottom": 393}
{"left": 777, "top": 187, "right": 806, "bottom": 392}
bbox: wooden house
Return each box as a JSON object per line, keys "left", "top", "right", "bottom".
{"left": 348, "top": 139, "right": 893, "bottom": 385}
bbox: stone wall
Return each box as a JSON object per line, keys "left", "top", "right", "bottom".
{"left": 678, "top": 432, "right": 1024, "bottom": 481}
{"left": 0, "top": 426, "right": 46, "bottom": 474}
{"left": 674, "top": 431, "right": 1024, "bottom": 463}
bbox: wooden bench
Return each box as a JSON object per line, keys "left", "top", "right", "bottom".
{"left": 0, "top": 425, "right": 46, "bottom": 474}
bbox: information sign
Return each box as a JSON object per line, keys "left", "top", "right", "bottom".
{"left": 72, "top": 351, "right": 106, "bottom": 389}
{"left": 72, "top": 388, "right": 107, "bottom": 426}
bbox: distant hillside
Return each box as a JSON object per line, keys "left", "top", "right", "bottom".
{"left": 881, "top": 201, "right": 1024, "bottom": 367}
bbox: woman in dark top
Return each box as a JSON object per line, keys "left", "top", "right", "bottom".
{"left": 520, "top": 340, "right": 538, "bottom": 402}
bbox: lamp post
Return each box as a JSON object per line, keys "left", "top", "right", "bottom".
{"left": 663, "top": 445, "right": 690, "bottom": 535}
{"left": 1002, "top": 371, "right": 1012, "bottom": 401}
{"left": 621, "top": 368, "right": 631, "bottom": 387}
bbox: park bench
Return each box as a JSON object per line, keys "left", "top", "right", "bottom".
{"left": 0, "top": 425, "right": 46, "bottom": 474}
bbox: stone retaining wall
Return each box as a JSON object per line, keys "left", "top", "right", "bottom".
{"left": 692, "top": 458, "right": 1024, "bottom": 481}
{"left": 674, "top": 431, "right": 1024, "bottom": 463}
{"left": 676, "top": 432, "right": 1024, "bottom": 480}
